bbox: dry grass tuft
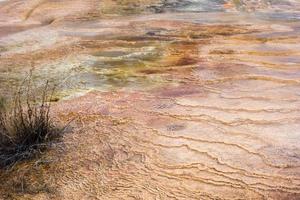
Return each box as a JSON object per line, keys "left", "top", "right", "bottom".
{"left": 0, "top": 78, "right": 63, "bottom": 169}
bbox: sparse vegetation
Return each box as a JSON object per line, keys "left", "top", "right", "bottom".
{"left": 0, "top": 78, "right": 63, "bottom": 169}
{"left": 0, "top": 97, "right": 5, "bottom": 110}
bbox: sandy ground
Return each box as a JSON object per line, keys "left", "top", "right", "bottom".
{"left": 0, "top": 0, "right": 300, "bottom": 199}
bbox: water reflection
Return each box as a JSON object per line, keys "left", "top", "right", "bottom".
{"left": 148, "top": 0, "right": 227, "bottom": 13}
{"left": 1, "top": 0, "right": 300, "bottom": 98}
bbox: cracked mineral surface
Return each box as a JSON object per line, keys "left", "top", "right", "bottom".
{"left": 0, "top": 0, "right": 300, "bottom": 199}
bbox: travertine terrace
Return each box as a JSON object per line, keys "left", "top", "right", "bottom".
{"left": 0, "top": 0, "right": 300, "bottom": 199}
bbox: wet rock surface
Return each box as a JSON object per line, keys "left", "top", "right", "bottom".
{"left": 0, "top": 0, "right": 300, "bottom": 199}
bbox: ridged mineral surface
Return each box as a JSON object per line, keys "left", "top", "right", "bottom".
{"left": 0, "top": 0, "right": 300, "bottom": 199}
